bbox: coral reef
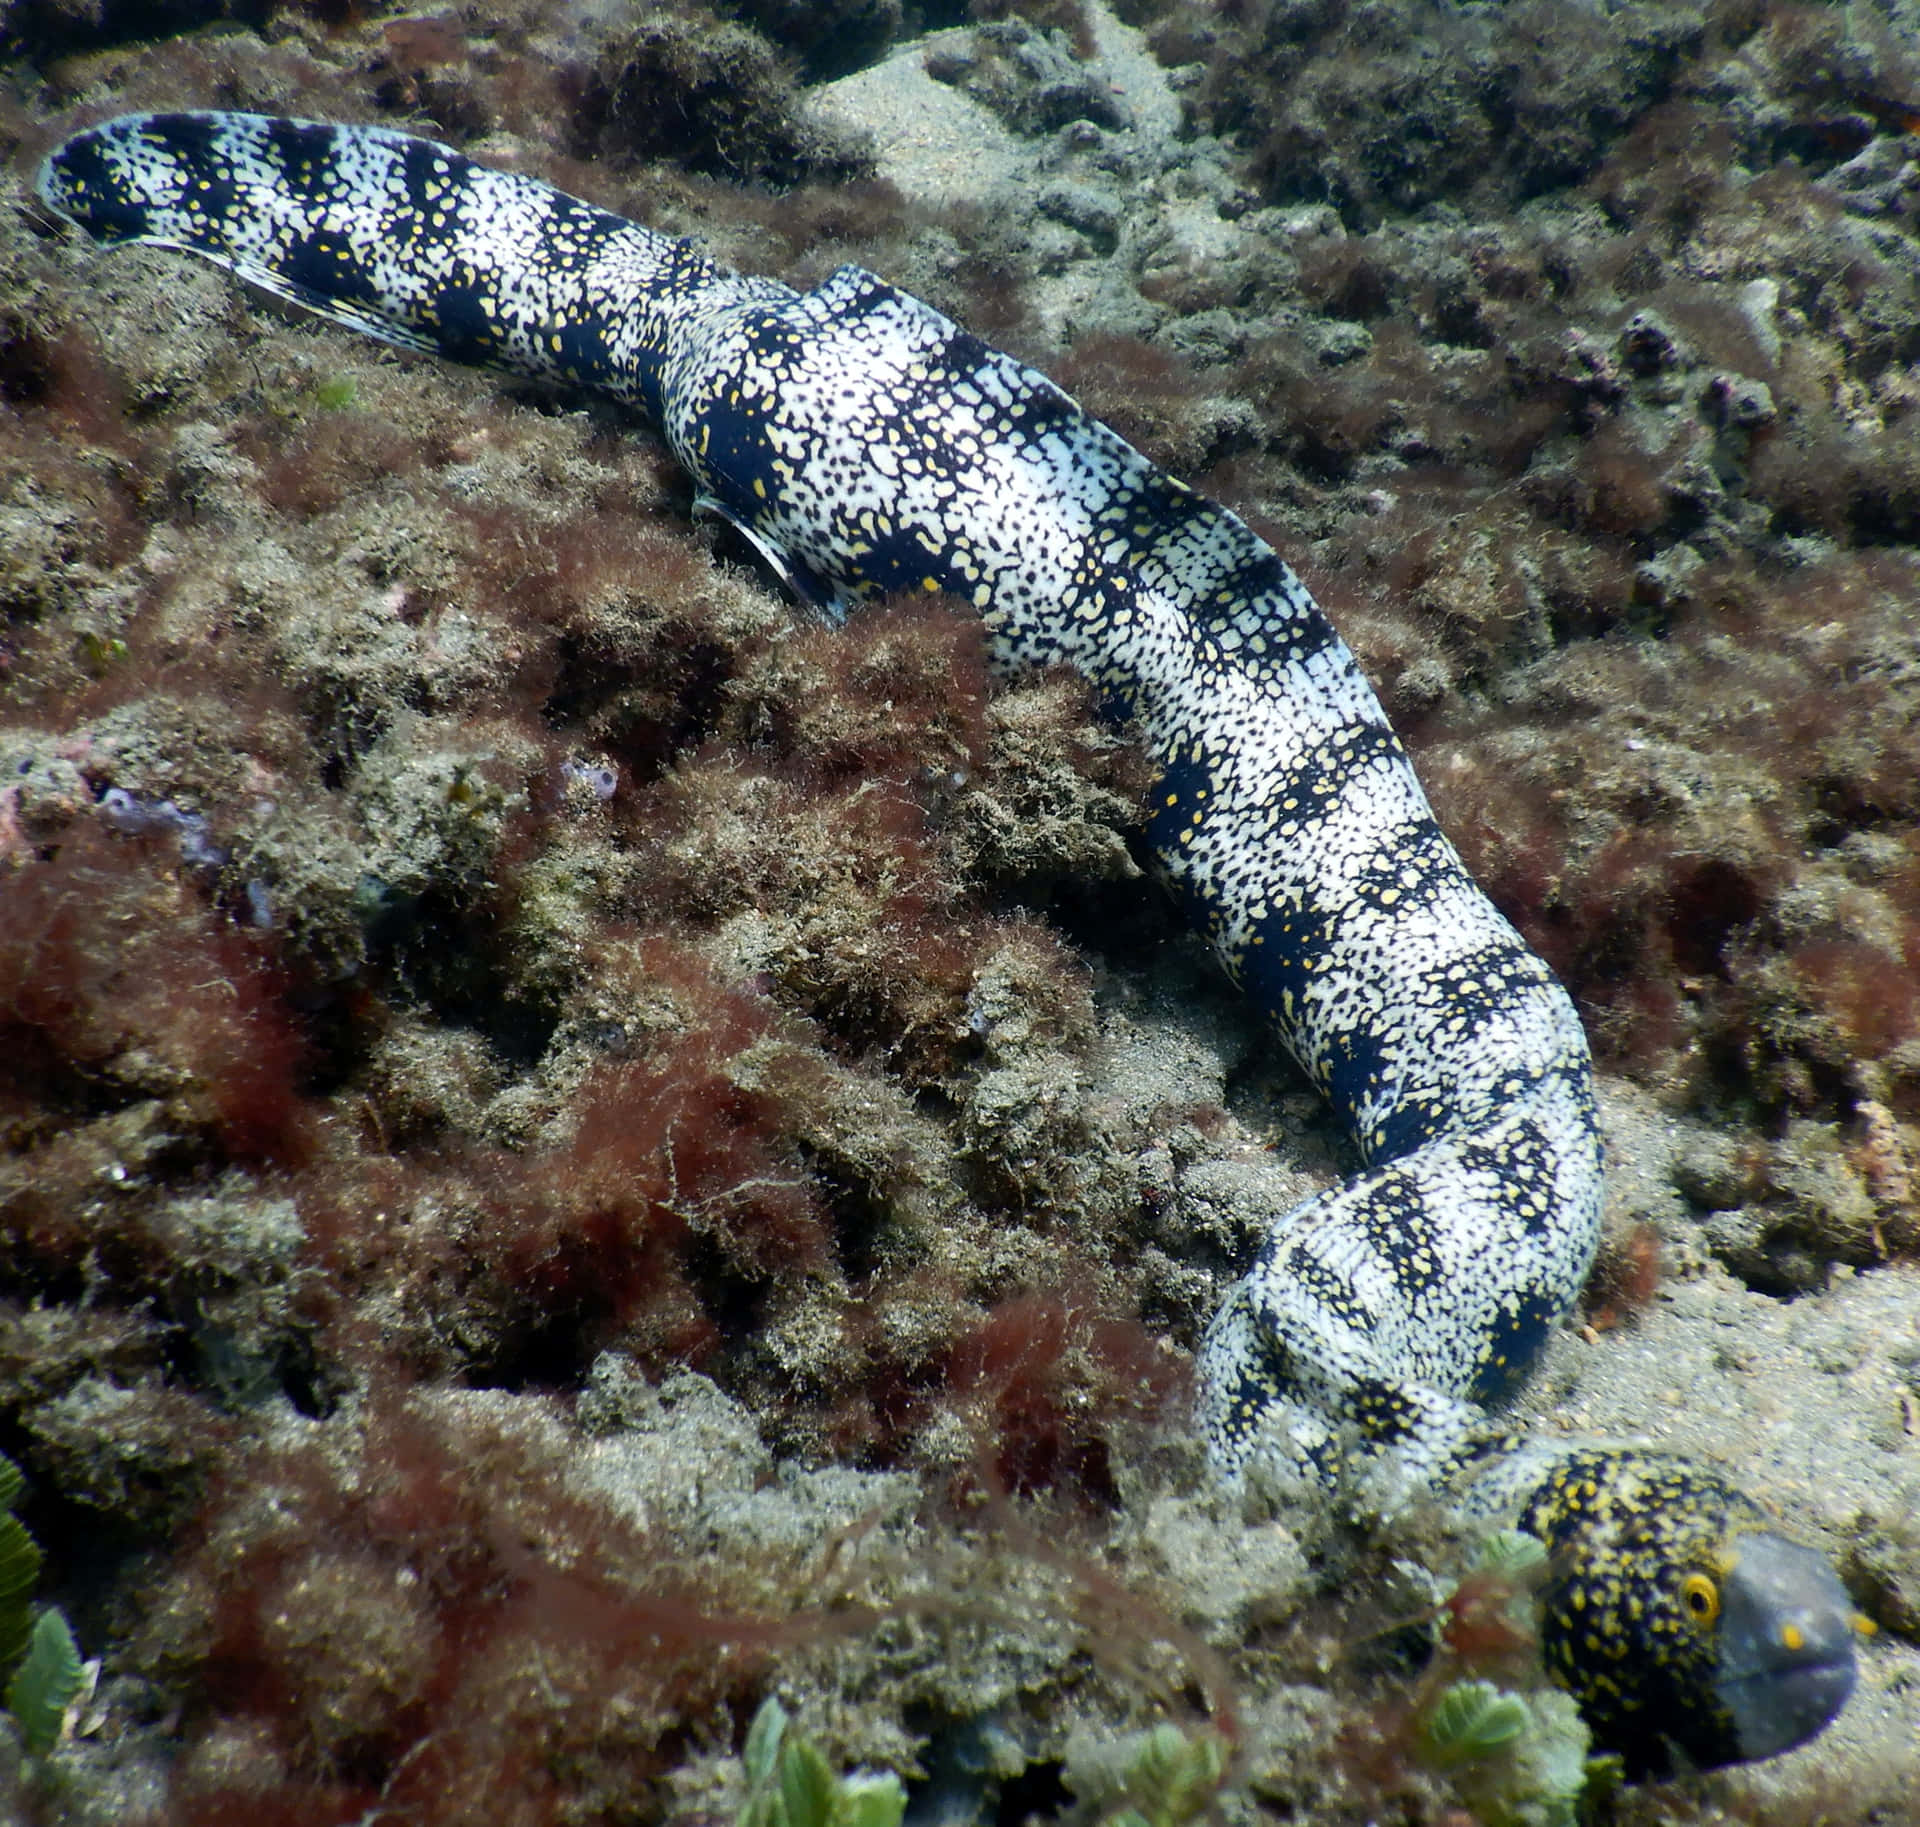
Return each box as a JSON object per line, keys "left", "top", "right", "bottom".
{"left": 0, "top": 0, "right": 1917, "bottom": 1822}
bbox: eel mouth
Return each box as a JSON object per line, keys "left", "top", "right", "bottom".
{"left": 1714, "top": 1530, "right": 1862, "bottom": 1761}
{"left": 1719, "top": 1652, "right": 1858, "bottom": 1761}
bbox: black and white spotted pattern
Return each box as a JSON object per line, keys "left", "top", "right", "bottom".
{"left": 38, "top": 112, "right": 1862, "bottom": 1774}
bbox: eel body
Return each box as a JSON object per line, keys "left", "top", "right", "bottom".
{"left": 38, "top": 111, "right": 1864, "bottom": 1776}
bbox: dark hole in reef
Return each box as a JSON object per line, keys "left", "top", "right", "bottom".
{"left": 991, "top": 1756, "right": 1073, "bottom": 1825}
{"left": 902, "top": 1708, "right": 1073, "bottom": 1825}
{"left": 1666, "top": 857, "right": 1764, "bottom": 977}
{"left": 469, "top": 1304, "right": 604, "bottom": 1396}
{"left": 0, "top": 1468, "right": 153, "bottom": 1674}
{"left": 0, "top": 320, "right": 53, "bottom": 405}
{"left": 1722, "top": 1231, "right": 1835, "bottom": 1301}
{"left": 1807, "top": 774, "right": 1893, "bottom": 849}
{"left": 541, "top": 628, "right": 738, "bottom": 787}
{"left": 1010, "top": 831, "right": 1184, "bottom": 970}
{"left": 993, "top": 1383, "right": 1121, "bottom": 1510}
{"left": 279, "top": 965, "right": 388, "bottom": 1103}
{"left": 857, "top": 1355, "right": 935, "bottom": 1467}
{"left": 795, "top": 1145, "right": 891, "bottom": 1285}
{"left": 459, "top": 1245, "right": 638, "bottom": 1395}
{"left": 359, "top": 883, "right": 558, "bottom": 1071}
{"left": 157, "top": 1294, "right": 336, "bottom": 1421}
{"left": 1844, "top": 480, "right": 1920, "bottom": 548}
{"left": 273, "top": 1328, "right": 338, "bottom": 1419}
{"left": 4, "top": 0, "right": 274, "bottom": 59}
{"left": 314, "top": 696, "right": 395, "bottom": 786}
{"left": 681, "top": 1227, "right": 777, "bottom": 1350}
{"left": 1772, "top": 116, "right": 1875, "bottom": 175}
{"left": 1352, "top": 1611, "right": 1440, "bottom": 1681}
{"left": 912, "top": 0, "right": 975, "bottom": 31}
{"left": 1576, "top": 909, "right": 1651, "bottom": 995}
{"left": 0, "top": 1022, "right": 123, "bottom": 1128}
{"left": 476, "top": 1224, "right": 772, "bottom": 1396}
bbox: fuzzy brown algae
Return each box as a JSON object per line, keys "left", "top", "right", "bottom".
{"left": 38, "top": 109, "right": 1867, "bottom": 1778}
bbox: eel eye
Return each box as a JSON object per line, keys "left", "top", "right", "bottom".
{"left": 1680, "top": 1571, "right": 1720, "bottom": 1626}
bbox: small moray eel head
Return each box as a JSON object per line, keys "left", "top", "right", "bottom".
{"left": 1521, "top": 1449, "right": 1862, "bottom": 1776}
{"left": 1709, "top": 1528, "right": 1861, "bottom": 1764}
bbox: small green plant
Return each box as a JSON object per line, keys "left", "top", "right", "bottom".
{"left": 7, "top": 1612, "right": 82, "bottom": 1756}
{"left": 0, "top": 1453, "right": 83, "bottom": 1756}
{"left": 313, "top": 374, "right": 359, "bottom": 410}
{"left": 735, "top": 1696, "right": 906, "bottom": 1827}
{"left": 1418, "top": 1679, "right": 1590, "bottom": 1827}
{"left": 1106, "top": 1722, "right": 1231, "bottom": 1827}
{"left": 72, "top": 630, "right": 128, "bottom": 677}
{"left": 1421, "top": 1679, "right": 1532, "bottom": 1768}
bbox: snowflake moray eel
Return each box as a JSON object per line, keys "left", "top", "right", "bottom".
{"left": 39, "top": 110, "right": 1868, "bottom": 1777}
